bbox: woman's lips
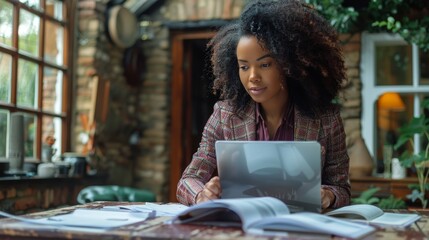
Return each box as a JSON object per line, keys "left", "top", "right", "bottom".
{"left": 249, "top": 87, "right": 266, "bottom": 95}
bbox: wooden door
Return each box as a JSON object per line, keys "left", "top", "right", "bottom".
{"left": 169, "top": 31, "right": 217, "bottom": 202}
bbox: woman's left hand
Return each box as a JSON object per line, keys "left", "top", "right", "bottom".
{"left": 321, "top": 188, "right": 335, "bottom": 209}
{"left": 196, "top": 176, "right": 221, "bottom": 204}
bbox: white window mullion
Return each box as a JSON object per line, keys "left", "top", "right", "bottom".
{"left": 412, "top": 44, "right": 420, "bottom": 154}
{"left": 361, "top": 32, "right": 406, "bottom": 159}
{"left": 361, "top": 32, "right": 377, "bottom": 160}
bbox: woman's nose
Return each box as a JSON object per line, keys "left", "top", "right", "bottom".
{"left": 249, "top": 68, "right": 260, "bottom": 82}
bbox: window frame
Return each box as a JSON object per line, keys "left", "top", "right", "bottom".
{"left": 361, "top": 32, "right": 429, "bottom": 166}
{"left": 0, "top": 0, "right": 75, "bottom": 161}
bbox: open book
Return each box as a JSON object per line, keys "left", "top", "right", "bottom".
{"left": 325, "top": 204, "right": 421, "bottom": 228}
{"left": 171, "top": 197, "right": 375, "bottom": 239}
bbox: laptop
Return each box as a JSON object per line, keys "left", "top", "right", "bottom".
{"left": 215, "top": 140, "right": 321, "bottom": 213}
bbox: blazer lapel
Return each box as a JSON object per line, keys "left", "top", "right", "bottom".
{"left": 230, "top": 102, "right": 257, "bottom": 140}
{"left": 228, "top": 102, "right": 321, "bottom": 141}
{"left": 294, "top": 109, "right": 321, "bottom": 141}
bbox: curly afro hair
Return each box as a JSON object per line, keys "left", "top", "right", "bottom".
{"left": 209, "top": 0, "right": 347, "bottom": 117}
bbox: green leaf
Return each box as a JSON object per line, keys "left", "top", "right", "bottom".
{"left": 360, "top": 187, "right": 380, "bottom": 200}
{"left": 367, "top": 198, "right": 380, "bottom": 205}
{"left": 407, "top": 189, "right": 424, "bottom": 203}
{"left": 399, "top": 152, "right": 415, "bottom": 168}
{"left": 394, "top": 135, "right": 411, "bottom": 150}
{"left": 422, "top": 99, "right": 429, "bottom": 109}
{"left": 378, "top": 196, "right": 406, "bottom": 209}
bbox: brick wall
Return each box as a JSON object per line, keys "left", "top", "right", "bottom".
{"left": 75, "top": 0, "right": 139, "bottom": 188}
{"left": 0, "top": 177, "right": 105, "bottom": 214}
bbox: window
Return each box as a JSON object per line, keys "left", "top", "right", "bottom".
{"left": 0, "top": 0, "right": 74, "bottom": 162}
{"left": 361, "top": 32, "right": 429, "bottom": 174}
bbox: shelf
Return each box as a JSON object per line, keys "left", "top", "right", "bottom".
{"left": 350, "top": 176, "right": 419, "bottom": 204}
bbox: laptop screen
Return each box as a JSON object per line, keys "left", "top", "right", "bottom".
{"left": 215, "top": 140, "right": 321, "bottom": 213}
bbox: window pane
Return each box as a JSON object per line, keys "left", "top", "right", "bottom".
{"left": 0, "top": 0, "right": 13, "bottom": 47}
{"left": 419, "top": 95, "right": 429, "bottom": 153}
{"left": 19, "top": 0, "right": 41, "bottom": 10}
{"left": 45, "top": 0, "right": 63, "bottom": 20}
{"left": 375, "top": 93, "right": 429, "bottom": 173}
{"left": 23, "top": 113, "right": 36, "bottom": 158}
{"left": 19, "top": 9, "right": 40, "bottom": 57}
{"left": 0, "top": 110, "right": 8, "bottom": 158}
{"left": 375, "top": 45, "right": 412, "bottom": 86}
{"left": 42, "top": 115, "right": 61, "bottom": 161}
{"left": 43, "top": 67, "right": 63, "bottom": 113}
{"left": 17, "top": 59, "right": 38, "bottom": 108}
{"left": 421, "top": 51, "right": 429, "bottom": 85}
{"left": 44, "top": 20, "right": 64, "bottom": 65}
{"left": 0, "top": 52, "right": 12, "bottom": 103}
{"left": 375, "top": 92, "right": 410, "bottom": 173}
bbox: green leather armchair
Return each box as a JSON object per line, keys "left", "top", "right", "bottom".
{"left": 77, "top": 185, "right": 156, "bottom": 204}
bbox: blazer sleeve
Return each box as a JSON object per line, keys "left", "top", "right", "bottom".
{"left": 321, "top": 107, "right": 351, "bottom": 208}
{"left": 176, "top": 102, "right": 225, "bottom": 205}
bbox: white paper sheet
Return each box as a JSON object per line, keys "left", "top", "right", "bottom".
{"left": 103, "top": 203, "right": 188, "bottom": 216}
{"left": 0, "top": 209, "right": 152, "bottom": 228}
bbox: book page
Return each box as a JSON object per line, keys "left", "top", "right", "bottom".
{"left": 371, "top": 212, "right": 421, "bottom": 228}
{"left": 172, "top": 197, "right": 290, "bottom": 229}
{"left": 325, "top": 204, "right": 421, "bottom": 228}
{"left": 247, "top": 212, "right": 376, "bottom": 239}
{"left": 221, "top": 197, "right": 290, "bottom": 229}
{"left": 325, "top": 204, "right": 383, "bottom": 220}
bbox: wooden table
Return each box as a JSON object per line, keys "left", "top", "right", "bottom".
{"left": 0, "top": 201, "right": 428, "bottom": 239}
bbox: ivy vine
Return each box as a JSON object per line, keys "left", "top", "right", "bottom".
{"left": 305, "top": 0, "right": 429, "bottom": 51}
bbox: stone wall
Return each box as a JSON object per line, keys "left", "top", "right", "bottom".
{"left": 339, "top": 33, "right": 362, "bottom": 148}
{"left": 161, "top": 0, "right": 244, "bottom": 20}
{"left": 132, "top": 25, "right": 171, "bottom": 200}
{"left": 74, "top": 0, "right": 364, "bottom": 202}
{"left": 76, "top": 0, "right": 140, "bottom": 187}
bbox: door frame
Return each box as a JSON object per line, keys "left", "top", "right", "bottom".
{"left": 169, "top": 30, "right": 215, "bottom": 202}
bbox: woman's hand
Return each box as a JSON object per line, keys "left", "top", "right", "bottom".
{"left": 196, "top": 176, "right": 221, "bottom": 204}
{"left": 321, "top": 188, "right": 335, "bottom": 209}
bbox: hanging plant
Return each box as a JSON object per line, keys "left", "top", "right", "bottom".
{"left": 305, "top": 0, "right": 359, "bottom": 33}
{"left": 305, "top": 0, "right": 429, "bottom": 51}
{"left": 369, "top": 0, "right": 429, "bottom": 51}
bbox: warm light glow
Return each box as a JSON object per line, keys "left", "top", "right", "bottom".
{"left": 378, "top": 92, "right": 405, "bottom": 111}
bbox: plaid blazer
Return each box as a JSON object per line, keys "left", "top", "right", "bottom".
{"left": 176, "top": 100, "right": 351, "bottom": 208}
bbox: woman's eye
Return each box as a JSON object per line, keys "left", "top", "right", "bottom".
{"left": 261, "top": 63, "right": 271, "bottom": 68}
{"left": 239, "top": 65, "right": 249, "bottom": 71}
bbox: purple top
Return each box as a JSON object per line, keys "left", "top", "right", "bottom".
{"left": 256, "top": 102, "right": 294, "bottom": 141}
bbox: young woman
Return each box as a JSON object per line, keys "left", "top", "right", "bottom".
{"left": 176, "top": 0, "right": 350, "bottom": 209}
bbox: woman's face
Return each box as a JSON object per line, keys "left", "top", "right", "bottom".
{"left": 236, "top": 36, "right": 287, "bottom": 108}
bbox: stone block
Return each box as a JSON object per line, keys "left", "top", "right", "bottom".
{"left": 14, "top": 196, "right": 38, "bottom": 212}
{"left": 344, "top": 52, "right": 360, "bottom": 67}
{"left": 339, "top": 33, "right": 361, "bottom": 43}
{"left": 6, "top": 188, "right": 16, "bottom": 198}
{"left": 16, "top": 188, "right": 33, "bottom": 197}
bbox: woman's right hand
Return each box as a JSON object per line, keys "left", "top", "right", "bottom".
{"left": 196, "top": 176, "right": 221, "bottom": 204}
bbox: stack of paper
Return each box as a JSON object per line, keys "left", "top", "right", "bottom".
{"left": 0, "top": 209, "right": 152, "bottom": 228}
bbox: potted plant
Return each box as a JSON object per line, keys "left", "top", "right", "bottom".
{"left": 352, "top": 187, "right": 406, "bottom": 209}
{"left": 394, "top": 98, "right": 429, "bottom": 208}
